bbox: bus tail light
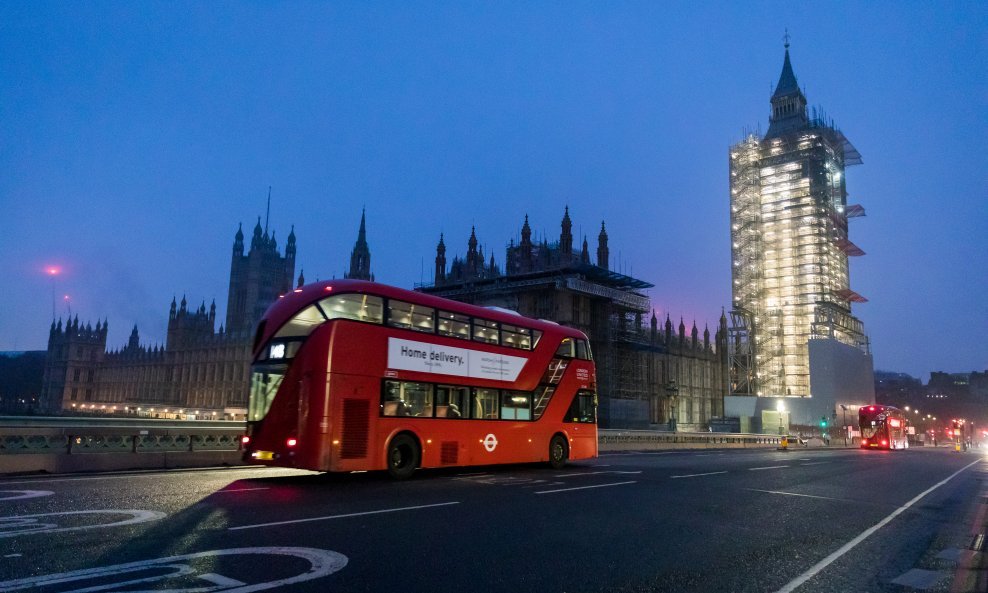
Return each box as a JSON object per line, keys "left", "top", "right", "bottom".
{"left": 287, "top": 438, "right": 298, "bottom": 447}
{"left": 861, "top": 439, "right": 867, "bottom": 446}
{"left": 881, "top": 439, "right": 888, "bottom": 446}
{"left": 241, "top": 436, "right": 251, "bottom": 445}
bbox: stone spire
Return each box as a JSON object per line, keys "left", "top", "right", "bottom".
{"left": 560, "top": 206, "right": 573, "bottom": 264}
{"left": 597, "top": 221, "right": 609, "bottom": 270}
{"left": 345, "top": 208, "right": 373, "bottom": 281}
{"left": 435, "top": 233, "right": 447, "bottom": 284}
{"left": 767, "top": 34, "right": 808, "bottom": 138}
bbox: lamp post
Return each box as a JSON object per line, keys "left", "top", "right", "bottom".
{"left": 840, "top": 404, "right": 849, "bottom": 446}
{"left": 777, "top": 400, "right": 786, "bottom": 436}
{"left": 665, "top": 381, "right": 679, "bottom": 432}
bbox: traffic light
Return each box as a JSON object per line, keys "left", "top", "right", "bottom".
{"left": 820, "top": 416, "right": 828, "bottom": 428}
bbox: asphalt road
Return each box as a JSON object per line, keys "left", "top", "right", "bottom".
{"left": 0, "top": 446, "right": 985, "bottom": 592}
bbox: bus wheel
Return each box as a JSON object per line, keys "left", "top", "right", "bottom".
{"left": 548, "top": 435, "right": 568, "bottom": 469}
{"left": 387, "top": 434, "right": 419, "bottom": 480}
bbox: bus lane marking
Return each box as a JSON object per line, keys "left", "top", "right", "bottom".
{"left": 0, "top": 546, "right": 348, "bottom": 592}
{"left": 775, "top": 458, "right": 983, "bottom": 593}
{"left": 749, "top": 465, "right": 789, "bottom": 471}
{"left": 670, "top": 471, "right": 728, "bottom": 479}
{"left": 0, "top": 509, "right": 165, "bottom": 538}
{"left": 535, "top": 481, "right": 637, "bottom": 494}
{"left": 228, "top": 501, "right": 460, "bottom": 531}
{"left": 0, "top": 491, "right": 54, "bottom": 501}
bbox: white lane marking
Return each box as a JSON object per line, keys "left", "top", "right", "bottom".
{"left": 553, "top": 471, "right": 642, "bottom": 478}
{"left": 0, "top": 509, "right": 165, "bottom": 538}
{"left": 747, "top": 489, "right": 845, "bottom": 502}
{"left": 800, "top": 462, "right": 830, "bottom": 467}
{"left": 0, "top": 546, "right": 347, "bottom": 592}
{"left": 229, "top": 501, "right": 460, "bottom": 531}
{"left": 3, "top": 553, "right": 22, "bottom": 558}
{"left": 670, "top": 471, "right": 729, "bottom": 479}
{"left": 218, "top": 488, "right": 271, "bottom": 493}
{"left": 749, "top": 465, "right": 789, "bottom": 471}
{"left": 534, "top": 481, "right": 637, "bottom": 494}
{"left": 798, "top": 458, "right": 813, "bottom": 461}
{"left": 0, "top": 491, "right": 54, "bottom": 501}
{"left": 775, "top": 458, "right": 983, "bottom": 593}
{"left": 199, "top": 573, "right": 248, "bottom": 587}
{"left": 599, "top": 451, "right": 680, "bottom": 456}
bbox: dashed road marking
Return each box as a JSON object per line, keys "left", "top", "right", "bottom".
{"left": 801, "top": 462, "right": 830, "bottom": 466}
{"left": 747, "top": 489, "right": 846, "bottom": 502}
{"left": 554, "top": 471, "right": 642, "bottom": 478}
{"left": 535, "top": 481, "right": 637, "bottom": 494}
{"left": 229, "top": 501, "right": 460, "bottom": 531}
{"left": 749, "top": 465, "right": 789, "bottom": 471}
{"left": 670, "top": 471, "right": 728, "bottom": 479}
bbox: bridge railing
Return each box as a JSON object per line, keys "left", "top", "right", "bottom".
{"left": 0, "top": 416, "right": 245, "bottom": 474}
{"left": 0, "top": 417, "right": 786, "bottom": 474}
{"left": 599, "top": 429, "right": 784, "bottom": 451}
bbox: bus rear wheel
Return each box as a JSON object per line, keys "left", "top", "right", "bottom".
{"left": 387, "top": 434, "right": 419, "bottom": 480}
{"left": 548, "top": 434, "right": 568, "bottom": 469}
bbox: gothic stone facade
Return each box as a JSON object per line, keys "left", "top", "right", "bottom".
{"left": 420, "top": 209, "right": 729, "bottom": 430}
{"left": 40, "top": 219, "right": 298, "bottom": 417}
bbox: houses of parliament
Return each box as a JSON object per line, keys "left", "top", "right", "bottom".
{"left": 39, "top": 206, "right": 728, "bottom": 430}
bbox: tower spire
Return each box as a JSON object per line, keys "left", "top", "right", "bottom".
{"left": 264, "top": 186, "right": 271, "bottom": 236}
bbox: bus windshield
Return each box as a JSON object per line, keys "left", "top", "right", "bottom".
{"left": 248, "top": 365, "right": 286, "bottom": 422}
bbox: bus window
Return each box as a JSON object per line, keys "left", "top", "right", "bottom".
{"left": 532, "top": 386, "right": 555, "bottom": 419}
{"left": 556, "top": 338, "right": 576, "bottom": 358}
{"left": 436, "top": 385, "right": 468, "bottom": 419}
{"left": 382, "top": 380, "right": 434, "bottom": 417}
{"left": 532, "top": 329, "right": 543, "bottom": 348}
{"left": 473, "top": 388, "right": 499, "bottom": 419}
{"left": 501, "top": 391, "right": 532, "bottom": 420}
{"left": 274, "top": 305, "right": 325, "bottom": 338}
{"left": 388, "top": 300, "right": 435, "bottom": 333}
{"left": 318, "top": 294, "right": 384, "bottom": 324}
{"left": 576, "top": 340, "right": 592, "bottom": 360}
{"left": 248, "top": 367, "right": 285, "bottom": 422}
{"left": 438, "top": 311, "right": 470, "bottom": 340}
{"left": 565, "top": 391, "right": 597, "bottom": 423}
{"left": 501, "top": 324, "right": 532, "bottom": 350}
{"left": 473, "top": 319, "right": 499, "bottom": 345}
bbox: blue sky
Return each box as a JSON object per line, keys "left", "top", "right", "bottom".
{"left": 1, "top": 2, "right": 985, "bottom": 380}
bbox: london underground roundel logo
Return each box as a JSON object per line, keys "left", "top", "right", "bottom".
{"left": 483, "top": 433, "right": 498, "bottom": 452}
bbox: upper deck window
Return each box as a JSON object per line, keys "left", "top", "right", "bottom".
{"left": 473, "top": 318, "right": 499, "bottom": 345}
{"left": 437, "top": 311, "right": 471, "bottom": 340}
{"left": 387, "top": 300, "right": 435, "bottom": 333}
{"left": 318, "top": 293, "right": 384, "bottom": 324}
{"left": 500, "top": 324, "right": 532, "bottom": 350}
{"left": 274, "top": 305, "right": 326, "bottom": 338}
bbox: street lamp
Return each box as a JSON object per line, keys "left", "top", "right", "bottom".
{"left": 840, "top": 404, "right": 849, "bottom": 446}
{"left": 777, "top": 400, "right": 786, "bottom": 436}
{"left": 665, "top": 381, "right": 679, "bottom": 432}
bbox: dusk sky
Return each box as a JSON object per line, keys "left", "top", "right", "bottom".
{"left": 1, "top": 3, "right": 985, "bottom": 381}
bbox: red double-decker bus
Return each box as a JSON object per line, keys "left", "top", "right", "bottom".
{"left": 859, "top": 405, "right": 908, "bottom": 450}
{"left": 242, "top": 280, "right": 598, "bottom": 478}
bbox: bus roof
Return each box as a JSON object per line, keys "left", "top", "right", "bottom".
{"left": 253, "top": 279, "right": 589, "bottom": 353}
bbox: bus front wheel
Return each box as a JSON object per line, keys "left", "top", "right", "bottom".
{"left": 548, "top": 434, "right": 569, "bottom": 469}
{"left": 387, "top": 434, "right": 419, "bottom": 480}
